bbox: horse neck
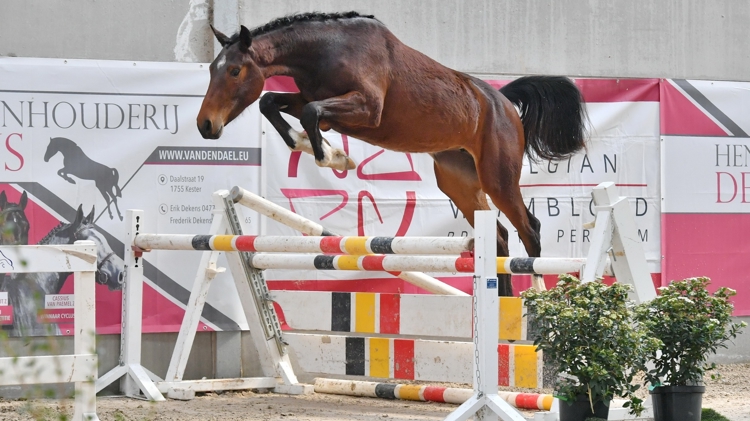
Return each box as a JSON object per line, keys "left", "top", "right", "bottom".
{"left": 253, "top": 30, "right": 332, "bottom": 77}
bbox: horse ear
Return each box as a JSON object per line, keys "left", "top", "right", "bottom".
{"left": 84, "top": 207, "right": 95, "bottom": 225}
{"left": 211, "top": 25, "right": 232, "bottom": 47}
{"left": 72, "top": 205, "right": 84, "bottom": 226}
{"left": 0, "top": 191, "right": 6, "bottom": 209}
{"left": 19, "top": 191, "right": 27, "bottom": 210}
{"left": 239, "top": 25, "right": 252, "bottom": 50}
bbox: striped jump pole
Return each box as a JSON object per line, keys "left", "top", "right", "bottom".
{"left": 248, "top": 254, "right": 588, "bottom": 274}
{"left": 313, "top": 378, "right": 554, "bottom": 410}
{"left": 230, "top": 186, "right": 467, "bottom": 296}
{"left": 133, "top": 233, "right": 474, "bottom": 255}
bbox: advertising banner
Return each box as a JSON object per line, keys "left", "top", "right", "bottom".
{"left": 15, "top": 58, "right": 737, "bottom": 334}
{"left": 661, "top": 79, "right": 750, "bottom": 315}
{"left": 0, "top": 58, "right": 261, "bottom": 335}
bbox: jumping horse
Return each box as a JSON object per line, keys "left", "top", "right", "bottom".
{"left": 196, "top": 12, "right": 587, "bottom": 295}
{"left": 44, "top": 137, "right": 124, "bottom": 221}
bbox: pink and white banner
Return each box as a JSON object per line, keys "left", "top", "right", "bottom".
{"left": 661, "top": 79, "right": 750, "bottom": 315}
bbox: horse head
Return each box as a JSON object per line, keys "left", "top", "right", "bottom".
{"left": 0, "top": 190, "right": 29, "bottom": 245}
{"left": 43, "top": 137, "right": 62, "bottom": 162}
{"left": 197, "top": 25, "right": 265, "bottom": 139}
{"left": 49, "top": 205, "right": 124, "bottom": 291}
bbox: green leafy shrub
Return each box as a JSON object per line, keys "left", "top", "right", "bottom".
{"left": 635, "top": 277, "right": 746, "bottom": 387}
{"left": 522, "top": 275, "right": 659, "bottom": 416}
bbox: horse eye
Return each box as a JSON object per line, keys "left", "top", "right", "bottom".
{"left": 230, "top": 68, "right": 240, "bottom": 77}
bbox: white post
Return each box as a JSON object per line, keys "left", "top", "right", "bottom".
{"left": 96, "top": 212, "right": 165, "bottom": 400}
{"left": 444, "top": 211, "right": 525, "bottom": 421}
{"left": 69, "top": 241, "right": 99, "bottom": 421}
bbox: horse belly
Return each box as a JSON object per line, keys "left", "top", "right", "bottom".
{"left": 335, "top": 113, "right": 471, "bottom": 154}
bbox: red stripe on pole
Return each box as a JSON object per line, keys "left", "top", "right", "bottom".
{"left": 379, "top": 294, "right": 400, "bottom": 334}
{"left": 516, "top": 393, "right": 541, "bottom": 410}
{"left": 394, "top": 339, "right": 415, "bottom": 380}
{"left": 234, "top": 235, "right": 256, "bottom": 252}
{"left": 455, "top": 257, "right": 474, "bottom": 273}
{"left": 320, "top": 236, "right": 344, "bottom": 253}
{"left": 422, "top": 386, "right": 447, "bottom": 403}
{"left": 361, "top": 255, "right": 387, "bottom": 271}
{"left": 498, "top": 344, "right": 510, "bottom": 386}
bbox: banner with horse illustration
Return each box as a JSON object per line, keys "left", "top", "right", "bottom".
{"left": 0, "top": 58, "right": 261, "bottom": 336}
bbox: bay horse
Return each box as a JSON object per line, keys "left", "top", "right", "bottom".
{"left": 0, "top": 205, "right": 124, "bottom": 336}
{"left": 196, "top": 12, "right": 587, "bottom": 295}
{"left": 44, "top": 137, "right": 124, "bottom": 221}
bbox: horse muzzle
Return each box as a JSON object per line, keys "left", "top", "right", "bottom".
{"left": 198, "top": 118, "right": 224, "bottom": 139}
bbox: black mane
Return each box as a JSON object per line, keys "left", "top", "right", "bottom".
{"left": 231, "top": 11, "right": 376, "bottom": 42}
{"left": 37, "top": 222, "right": 67, "bottom": 245}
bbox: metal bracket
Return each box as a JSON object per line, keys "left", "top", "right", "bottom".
{"left": 221, "top": 194, "right": 286, "bottom": 356}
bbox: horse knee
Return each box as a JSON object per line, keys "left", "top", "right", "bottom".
{"left": 258, "top": 92, "right": 278, "bottom": 115}
{"left": 300, "top": 104, "right": 324, "bottom": 160}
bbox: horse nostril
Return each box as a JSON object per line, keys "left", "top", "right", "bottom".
{"left": 202, "top": 119, "right": 213, "bottom": 134}
{"left": 119, "top": 272, "right": 124, "bottom": 282}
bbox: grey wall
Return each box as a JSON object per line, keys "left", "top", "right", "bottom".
{"left": 0, "top": 0, "right": 214, "bottom": 63}
{"left": 1, "top": 0, "right": 748, "bottom": 80}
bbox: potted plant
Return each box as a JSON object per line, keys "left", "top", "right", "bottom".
{"left": 522, "top": 274, "right": 658, "bottom": 421}
{"left": 635, "top": 277, "right": 746, "bottom": 421}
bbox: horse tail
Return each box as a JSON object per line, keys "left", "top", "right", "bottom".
{"left": 112, "top": 168, "right": 122, "bottom": 197}
{"left": 499, "top": 76, "right": 587, "bottom": 161}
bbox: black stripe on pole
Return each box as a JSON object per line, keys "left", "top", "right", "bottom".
{"left": 331, "top": 292, "right": 351, "bottom": 332}
{"left": 508, "top": 257, "right": 537, "bottom": 274}
{"left": 369, "top": 237, "right": 394, "bottom": 254}
{"left": 314, "top": 255, "right": 336, "bottom": 270}
{"left": 375, "top": 383, "right": 398, "bottom": 399}
{"left": 191, "top": 235, "right": 213, "bottom": 250}
{"left": 345, "top": 337, "right": 366, "bottom": 376}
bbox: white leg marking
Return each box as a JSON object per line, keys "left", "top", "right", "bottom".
{"left": 286, "top": 129, "right": 357, "bottom": 171}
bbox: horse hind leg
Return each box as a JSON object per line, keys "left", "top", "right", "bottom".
{"left": 58, "top": 168, "right": 75, "bottom": 184}
{"left": 432, "top": 150, "right": 514, "bottom": 296}
{"left": 475, "top": 145, "right": 546, "bottom": 291}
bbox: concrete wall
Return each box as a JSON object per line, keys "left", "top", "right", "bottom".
{"left": 0, "top": 0, "right": 214, "bottom": 63}
{"left": 2, "top": 0, "right": 747, "bottom": 80}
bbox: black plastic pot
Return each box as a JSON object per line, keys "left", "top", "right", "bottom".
{"left": 559, "top": 394, "right": 610, "bottom": 421}
{"left": 650, "top": 385, "right": 705, "bottom": 421}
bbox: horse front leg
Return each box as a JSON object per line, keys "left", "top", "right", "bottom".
{"left": 57, "top": 168, "right": 75, "bottom": 184}
{"left": 260, "top": 92, "right": 355, "bottom": 171}
{"left": 299, "top": 91, "right": 383, "bottom": 171}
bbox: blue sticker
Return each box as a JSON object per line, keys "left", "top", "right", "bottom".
{"left": 486, "top": 278, "right": 497, "bottom": 289}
